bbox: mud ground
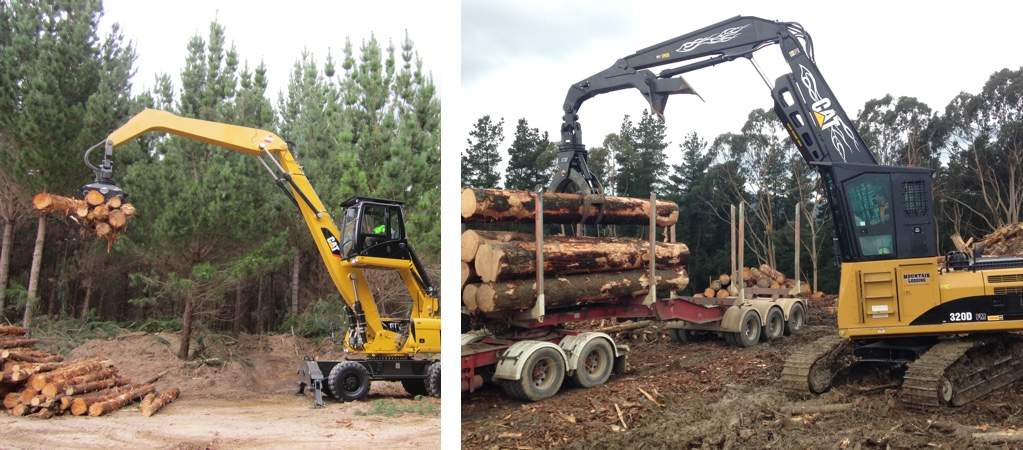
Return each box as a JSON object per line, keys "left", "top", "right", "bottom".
{"left": 4, "top": 333, "right": 439, "bottom": 450}
{"left": 462, "top": 299, "right": 1023, "bottom": 449}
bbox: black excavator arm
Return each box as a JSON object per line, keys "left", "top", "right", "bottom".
{"left": 553, "top": 15, "right": 937, "bottom": 262}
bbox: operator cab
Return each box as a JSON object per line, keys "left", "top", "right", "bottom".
{"left": 338, "top": 197, "right": 435, "bottom": 294}
{"left": 339, "top": 197, "right": 407, "bottom": 259}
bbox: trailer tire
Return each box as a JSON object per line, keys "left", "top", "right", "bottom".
{"left": 502, "top": 347, "right": 565, "bottom": 401}
{"left": 785, "top": 303, "right": 806, "bottom": 335}
{"left": 763, "top": 308, "right": 785, "bottom": 341}
{"left": 571, "top": 338, "right": 614, "bottom": 388}
{"left": 734, "top": 310, "right": 761, "bottom": 347}
{"left": 425, "top": 361, "right": 441, "bottom": 397}
{"left": 328, "top": 361, "right": 371, "bottom": 402}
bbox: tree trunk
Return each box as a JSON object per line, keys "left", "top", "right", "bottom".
{"left": 178, "top": 292, "right": 193, "bottom": 360}
{"left": 46, "top": 276, "right": 57, "bottom": 317}
{"left": 461, "top": 188, "right": 679, "bottom": 226}
{"left": 23, "top": 216, "right": 46, "bottom": 329}
{"left": 474, "top": 236, "right": 689, "bottom": 282}
{"left": 0, "top": 219, "right": 12, "bottom": 316}
{"left": 291, "top": 252, "right": 300, "bottom": 316}
{"left": 80, "top": 278, "right": 93, "bottom": 320}
{"left": 255, "top": 276, "right": 265, "bottom": 334}
{"left": 475, "top": 268, "right": 689, "bottom": 314}
{"left": 461, "top": 230, "right": 532, "bottom": 262}
{"left": 233, "top": 284, "right": 243, "bottom": 336}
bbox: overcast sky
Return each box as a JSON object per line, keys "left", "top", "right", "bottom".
{"left": 462, "top": 0, "right": 1023, "bottom": 170}
{"left": 101, "top": 0, "right": 450, "bottom": 101}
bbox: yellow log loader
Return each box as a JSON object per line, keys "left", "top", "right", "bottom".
{"left": 79, "top": 108, "right": 440, "bottom": 405}
{"left": 552, "top": 15, "right": 1023, "bottom": 408}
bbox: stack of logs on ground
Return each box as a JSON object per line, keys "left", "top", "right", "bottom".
{"left": 461, "top": 188, "right": 690, "bottom": 315}
{"left": 0, "top": 326, "right": 178, "bottom": 418}
{"left": 32, "top": 191, "right": 136, "bottom": 249}
{"left": 695, "top": 264, "right": 825, "bottom": 300}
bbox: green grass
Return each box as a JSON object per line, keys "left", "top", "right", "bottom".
{"left": 354, "top": 396, "right": 439, "bottom": 417}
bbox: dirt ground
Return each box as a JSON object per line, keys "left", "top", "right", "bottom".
{"left": 462, "top": 298, "right": 1023, "bottom": 449}
{"left": 4, "top": 332, "right": 439, "bottom": 450}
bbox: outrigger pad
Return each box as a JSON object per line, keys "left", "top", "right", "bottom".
{"left": 298, "top": 358, "right": 326, "bottom": 408}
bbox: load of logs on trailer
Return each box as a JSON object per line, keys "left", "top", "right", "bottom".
{"left": 461, "top": 188, "right": 690, "bottom": 315}
{"left": 0, "top": 326, "right": 177, "bottom": 418}
{"left": 693, "top": 264, "right": 824, "bottom": 300}
{"left": 32, "top": 191, "right": 136, "bottom": 250}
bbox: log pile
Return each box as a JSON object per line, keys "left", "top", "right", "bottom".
{"left": 461, "top": 189, "right": 689, "bottom": 315}
{"left": 978, "top": 223, "right": 1023, "bottom": 256}
{"left": 1, "top": 327, "right": 177, "bottom": 418}
{"left": 693, "top": 264, "right": 823, "bottom": 300}
{"left": 32, "top": 192, "right": 136, "bottom": 249}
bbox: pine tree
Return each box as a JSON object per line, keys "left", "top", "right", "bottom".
{"left": 614, "top": 110, "right": 668, "bottom": 197}
{"left": 462, "top": 115, "right": 504, "bottom": 188}
{"left": 504, "top": 118, "right": 553, "bottom": 191}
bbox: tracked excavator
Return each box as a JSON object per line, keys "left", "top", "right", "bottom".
{"left": 79, "top": 108, "right": 441, "bottom": 405}
{"left": 552, "top": 15, "right": 1023, "bottom": 408}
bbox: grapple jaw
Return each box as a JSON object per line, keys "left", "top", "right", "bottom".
{"left": 79, "top": 181, "right": 126, "bottom": 202}
{"left": 81, "top": 140, "right": 127, "bottom": 201}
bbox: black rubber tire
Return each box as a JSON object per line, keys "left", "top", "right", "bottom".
{"left": 425, "top": 361, "right": 441, "bottom": 397}
{"left": 763, "top": 308, "right": 785, "bottom": 342}
{"left": 327, "top": 361, "right": 371, "bottom": 402}
{"left": 670, "top": 328, "right": 690, "bottom": 343}
{"left": 785, "top": 303, "right": 806, "bottom": 335}
{"left": 734, "top": 310, "right": 762, "bottom": 347}
{"left": 401, "top": 379, "right": 428, "bottom": 397}
{"left": 723, "top": 332, "right": 736, "bottom": 346}
{"left": 501, "top": 347, "right": 565, "bottom": 402}
{"left": 571, "top": 338, "right": 614, "bottom": 388}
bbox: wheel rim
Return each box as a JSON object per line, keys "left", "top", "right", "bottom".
{"left": 744, "top": 317, "right": 757, "bottom": 340}
{"left": 584, "top": 348, "right": 604, "bottom": 375}
{"left": 770, "top": 314, "right": 783, "bottom": 336}
{"left": 343, "top": 374, "right": 361, "bottom": 393}
{"left": 531, "top": 357, "right": 553, "bottom": 388}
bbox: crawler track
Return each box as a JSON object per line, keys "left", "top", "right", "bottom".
{"left": 781, "top": 334, "right": 852, "bottom": 395}
{"left": 901, "top": 335, "right": 1023, "bottom": 409}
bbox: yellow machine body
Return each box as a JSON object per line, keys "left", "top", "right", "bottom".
{"left": 837, "top": 257, "right": 1023, "bottom": 338}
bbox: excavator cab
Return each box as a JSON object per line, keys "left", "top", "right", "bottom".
{"left": 338, "top": 197, "right": 408, "bottom": 259}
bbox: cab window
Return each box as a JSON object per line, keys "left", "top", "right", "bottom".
{"left": 845, "top": 174, "right": 894, "bottom": 257}
{"left": 340, "top": 207, "right": 358, "bottom": 256}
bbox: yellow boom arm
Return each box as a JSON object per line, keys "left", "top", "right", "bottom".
{"left": 105, "top": 108, "right": 438, "bottom": 355}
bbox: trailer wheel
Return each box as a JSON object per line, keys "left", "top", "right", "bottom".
{"left": 425, "top": 361, "right": 441, "bottom": 397}
{"left": 785, "top": 303, "right": 806, "bottom": 335}
{"left": 502, "top": 347, "right": 565, "bottom": 401}
{"left": 328, "top": 361, "right": 371, "bottom": 402}
{"left": 763, "top": 308, "right": 785, "bottom": 341}
{"left": 734, "top": 310, "right": 762, "bottom": 347}
{"left": 571, "top": 338, "right": 614, "bottom": 388}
